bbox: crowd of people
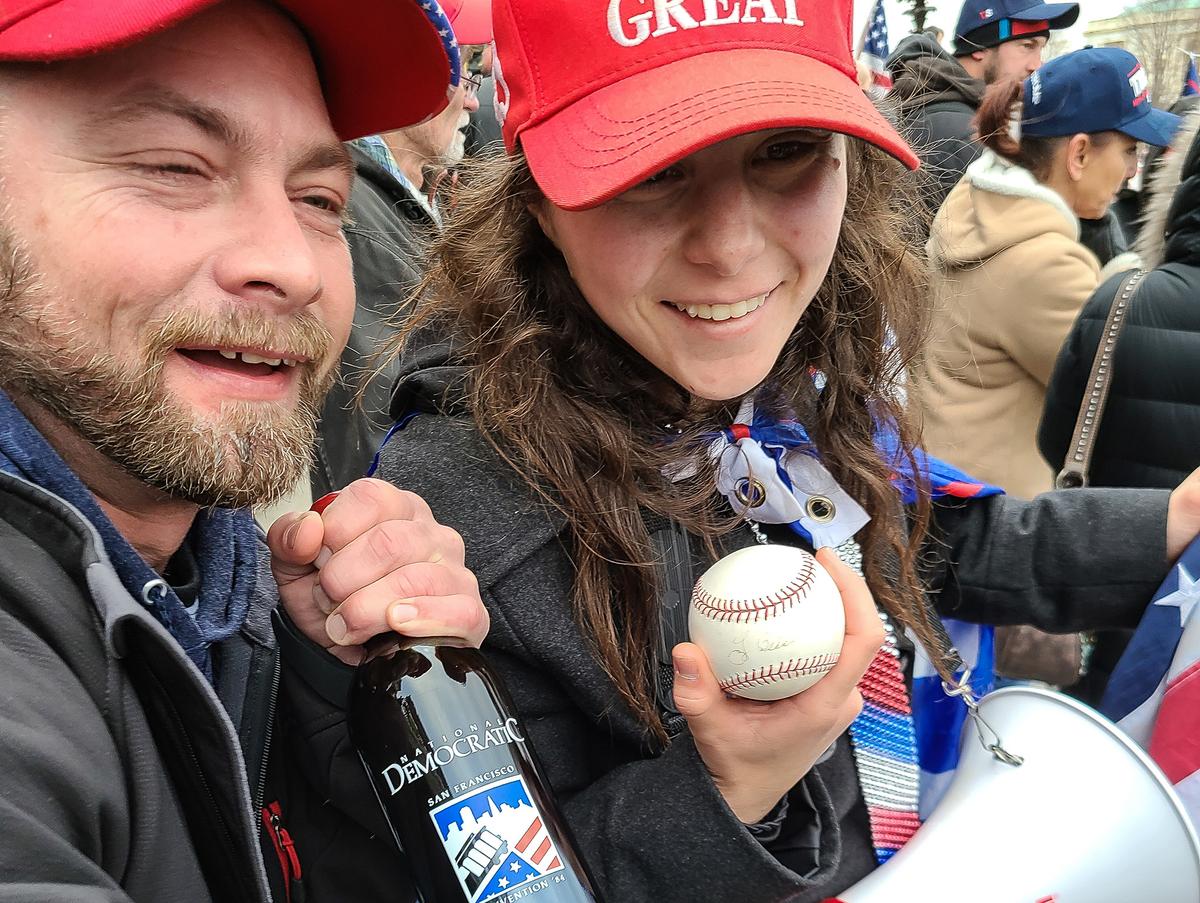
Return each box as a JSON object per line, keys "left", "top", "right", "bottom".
{"left": 0, "top": 0, "right": 1198, "bottom": 901}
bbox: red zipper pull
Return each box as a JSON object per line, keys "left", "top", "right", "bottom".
{"left": 262, "top": 801, "right": 304, "bottom": 903}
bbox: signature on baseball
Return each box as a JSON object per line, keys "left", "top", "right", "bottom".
{"left": 729, "top": 630, "right": 797, "bottom": 666}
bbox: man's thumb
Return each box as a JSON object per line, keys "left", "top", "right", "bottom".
{"left": 267, "top": 510, "right": 324, "bottom": 575}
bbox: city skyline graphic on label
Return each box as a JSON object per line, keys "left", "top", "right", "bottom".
{"left": 431, "top": 775, "right": 565, "bottom": 902}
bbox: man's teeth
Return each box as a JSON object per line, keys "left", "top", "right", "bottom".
{"left": 671, "top": 293, "right": 767, "bottom": 321}
{"left": 215, "top": 350, "right": 297, "bottom": 367}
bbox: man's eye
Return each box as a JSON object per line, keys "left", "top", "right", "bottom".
{"left": 139, "top": 162, "right": 204, "bottom": 177}
{"left": 300, "top": 194, "right": 347, "bottom": 220}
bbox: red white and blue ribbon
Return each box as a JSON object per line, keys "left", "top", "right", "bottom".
{"left": 703, "top": 399, "right": 1001, "bottom": 860}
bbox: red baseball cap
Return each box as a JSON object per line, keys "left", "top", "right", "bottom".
{"left": 441, "top": 0, "right": 494, "bottom": 46}
{"left": 492, "top": 0, "right": 920, "bottom": 211}
{"left": 0, "top": 0, "right": 457, "bottom": 140}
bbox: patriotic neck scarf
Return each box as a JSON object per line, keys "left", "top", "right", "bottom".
{"left": 702, "top": 398, "right": 1001, "bottom": 862}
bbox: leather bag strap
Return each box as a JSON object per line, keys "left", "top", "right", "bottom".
{"left": 1055, "top": 270, "right": 1146, "bottom": 489}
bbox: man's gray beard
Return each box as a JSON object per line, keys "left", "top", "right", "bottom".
{"left": 0, "top": 241, "right": 336, "bottom": 510}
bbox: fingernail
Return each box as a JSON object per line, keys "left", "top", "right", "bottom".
{"left": 674, "top": 657, "right": 699, "bottom": 681}
{"left": 389, "top": 602, "right": 419, "bottom": 626}
{"left": 314, "top": 546, "right": 333, "bottom": 569}
{"left": 313, "top": 583, "right": 336, "bottom": 615}
{"left": 326, "top": 612, "right": 349, "bottom": 645}
{"left": 282, "top": 514, "right": 305, "bottom": 552}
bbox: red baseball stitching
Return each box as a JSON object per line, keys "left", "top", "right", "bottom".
{"left": 720, "top": 653, "right": 840, "bottom": 692}
{"left": 691, "top": 555, "right": 817, "bottom": 624}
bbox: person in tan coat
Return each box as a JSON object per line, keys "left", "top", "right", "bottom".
{"left": 918, "top": 47, "right": 1179, "bottom": 686}
{"left": 920, "top": 47, "right": 1178, "bottom": 500}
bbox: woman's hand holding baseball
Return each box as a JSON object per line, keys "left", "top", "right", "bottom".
{"left": 671, "top": 548, "right": 885, "bottom": 824}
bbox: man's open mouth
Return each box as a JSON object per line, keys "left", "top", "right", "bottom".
{"left": 175, "top": 348, "right": 304, "bottom": 377}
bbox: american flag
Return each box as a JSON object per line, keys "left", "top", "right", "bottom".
{"left": 1100, "top": 536, "right": 1200, "bottom": 826}
{"left": 859, "top": 0, "right": 893, "bottom": 90}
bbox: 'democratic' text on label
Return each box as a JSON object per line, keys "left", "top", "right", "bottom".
{"left": 608, "top": 0, "right": 805, "bottom": 47}
{"left": 382, "top": 718, "right": 526, "bottom": 794}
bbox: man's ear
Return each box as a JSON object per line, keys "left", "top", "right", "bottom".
{"left": 971, "top": 49, "right": 987, "bottom": 62}
{"left": 1065, "top": 133, "right": 1090, "bottom": 182}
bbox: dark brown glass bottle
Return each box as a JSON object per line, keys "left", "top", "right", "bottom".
{"left": 350, "top": 637, "right": 601, "bottom": 903}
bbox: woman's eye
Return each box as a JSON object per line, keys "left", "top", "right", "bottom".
{"left": 640, "top": 165, "right": 683, "bottom": 187}
{"left": 761, "top": 140, "right": 821, "bottom": 162}
{"left": 617, "top": 165, "right": 685, "bottom": 200}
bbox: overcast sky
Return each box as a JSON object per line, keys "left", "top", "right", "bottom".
{"left": 853, "top": 0, "right": 1136, "bottom": 50}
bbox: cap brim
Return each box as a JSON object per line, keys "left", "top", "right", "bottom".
{"left": 282, "top": 0, "right": 452, "bottom": 139}
{"left": 520, "top": 48, "right": 919, "bottom": 211}
{"left": 0, "top": 0, "right": 451, "bottom": 140}
{"left": 1011, "top": 2, "right": 1080, "bottom": 29}
{"left": 1120, "top": 107, "right": 1184, "bottom": 148}
{"left": 449, "top": 5, "right": 494, "bottom": 46}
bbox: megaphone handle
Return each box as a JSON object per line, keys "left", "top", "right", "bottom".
{"left": 943, "top": 668, "right": 1025, "bottom": 768}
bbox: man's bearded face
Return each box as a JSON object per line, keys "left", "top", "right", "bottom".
{"left": 0, "top": 232, "right": 336, "bottom": 507}
{"left": 0, "top": 1, "right": 356, "bottom": 508}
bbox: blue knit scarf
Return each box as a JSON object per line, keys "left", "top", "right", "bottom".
{"left": 0, "top": 389, "right": 257, "bottom": 681}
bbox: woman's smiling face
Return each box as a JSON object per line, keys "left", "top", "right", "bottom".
{"left": 535, "top": 128, "right": 849, "bottom": 402}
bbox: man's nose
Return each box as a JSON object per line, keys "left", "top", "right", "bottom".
{"left": 213, "top": 191, "right": 325, "bottom": 310}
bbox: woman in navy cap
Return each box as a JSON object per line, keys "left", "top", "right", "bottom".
{"left": 921, "top": 45, "right": 1180, "bottom": 501}
{"left": 919, "top": 46, "right": 1180, "bottom": 684}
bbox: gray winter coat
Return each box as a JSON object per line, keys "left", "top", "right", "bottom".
{"left": 0, "top": 469, "right": 428, "bottom": 902}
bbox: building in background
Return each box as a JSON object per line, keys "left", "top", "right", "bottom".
{"left": 1084, "top": 1, "right": 1200, "bottom": 103}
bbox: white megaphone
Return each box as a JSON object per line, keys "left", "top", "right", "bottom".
{"left": 835, "top": 685, "right": 1200, "bottom": 903}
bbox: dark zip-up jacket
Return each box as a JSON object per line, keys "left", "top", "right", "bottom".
{"left": 0, "top": 471, "right": 419, "bottom": 902}
{"left": 887, "top": 34, "right": 984, "bottom": 217}
{"left": 369, "top": 334, "right": 1174, "bottom": 902}
{"left": 0, "top": 471, "right": 279, "bottom": 901}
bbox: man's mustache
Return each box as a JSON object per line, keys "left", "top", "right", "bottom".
{"left": 147, "top": 307, "right": 334, "bottom": 365}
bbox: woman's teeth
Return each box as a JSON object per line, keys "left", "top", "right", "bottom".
{"left": 671, "top": 293, "right": 767, "bottom": 321}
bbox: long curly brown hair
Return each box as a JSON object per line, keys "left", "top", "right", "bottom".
{"left": 388, "top": 139, "right": 946, "bottom": 740}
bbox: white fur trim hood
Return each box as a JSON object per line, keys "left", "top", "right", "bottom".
{"left": 964, "top": 150, "right": 1079, "bottom": 237}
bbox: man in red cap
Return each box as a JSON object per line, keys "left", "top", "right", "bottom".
{"left": 0, "top": 2, "right": 489, "bottom": 900}
{"left": 313, "top": 0, "right": 495, "bottom": 499}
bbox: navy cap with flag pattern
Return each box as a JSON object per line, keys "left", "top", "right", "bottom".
{"left": 953, "top": 0, "right": 1078, "bottom": 53}
{"left": 1023, "top": 47, "right": 1182, "bottom": 148}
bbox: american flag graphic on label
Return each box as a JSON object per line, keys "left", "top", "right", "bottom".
{"left": 431, "top": 776, "right": 564, "bottom": 902}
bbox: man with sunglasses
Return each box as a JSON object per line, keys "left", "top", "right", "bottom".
{"left": 313, "top": 0, "right": 494, "bottom": 501}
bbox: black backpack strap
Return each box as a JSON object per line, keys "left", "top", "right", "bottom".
{"left": 643, "top": 512, "right": 695, "bottom": 739}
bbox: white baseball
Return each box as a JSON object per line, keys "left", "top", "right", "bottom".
{"left": 688, "top": 545, "right": 844, "bottom": 701}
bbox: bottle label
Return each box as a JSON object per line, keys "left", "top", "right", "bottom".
{"left": 431, "top": 774, "right": 567, "bottom": 903}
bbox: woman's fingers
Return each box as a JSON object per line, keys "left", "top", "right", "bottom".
{"left": 807, "top": 548, "right": 886, "bottom": 699}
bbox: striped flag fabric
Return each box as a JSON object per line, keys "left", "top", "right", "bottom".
{"left": 1100, "top": 537, "right": 1200, "bottom": 826}
{"left": 859, "top": 0, "right": 893, "bottom": 89}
